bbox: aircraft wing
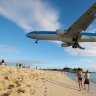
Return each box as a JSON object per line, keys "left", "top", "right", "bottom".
{"left": 67, "top": 3, "right": 96, "bottom": 37}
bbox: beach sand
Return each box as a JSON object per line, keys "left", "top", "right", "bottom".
{"left": 0, "top": 66, "right": 90, "bottom": 96}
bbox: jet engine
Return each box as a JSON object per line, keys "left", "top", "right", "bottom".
{"left": 61, "top": 43, "right": 71, "bottom": 47}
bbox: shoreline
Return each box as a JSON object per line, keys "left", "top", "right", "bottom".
{"left": 0, "top": 66, "right": 91, "bottom": 96}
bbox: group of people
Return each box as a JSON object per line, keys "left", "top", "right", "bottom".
{"left": 16, "top": 63, "right": 30, "bottom": 68}
{"left": 77, "top": 68, "right": 90, "bottom": 91}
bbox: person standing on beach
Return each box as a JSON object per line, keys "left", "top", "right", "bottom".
{"left": 77, "top": 68, "right": 83, "bottom": 91}
{"left": 84, "top": 70, "right": 90, "bottom": 90}
{"left": 1, "top": 59, "right": 5, "bottom": 66}
{"left": 19, "top": 63, "right": 21, "bottom": 68}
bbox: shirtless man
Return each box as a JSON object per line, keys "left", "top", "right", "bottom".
{"left": 84, "top": 70, "right": 90, "bottom": 90}
{"left": 77, "top": 68, "right": 83, "bottom": 91}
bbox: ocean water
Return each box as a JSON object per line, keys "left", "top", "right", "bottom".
{"left": 90, "top": 73, "right": 96, "bottom": 83}
{"left": 66, "top": 72, "right": 96, "bottom": 83}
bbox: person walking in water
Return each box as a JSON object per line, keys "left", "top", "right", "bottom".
{"left": 77, "top": 68, "right": 83, "bottom": 91}
{"left": 84, "top": 70, "right": 90, "bottom": 90}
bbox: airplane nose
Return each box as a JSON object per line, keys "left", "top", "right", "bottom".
{"left": 26, "top": 32, "right": 36, "bottom": 39}
{"left": 26, "top": 33, "right": 31, "bottom": 38}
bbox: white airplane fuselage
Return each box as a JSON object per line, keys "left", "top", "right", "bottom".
{"left": 27, "top": 31, "right": 96, "bottom": 43}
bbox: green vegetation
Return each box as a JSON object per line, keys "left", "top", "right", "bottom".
{"left": 41, "top": 67, "right": 83, "bottom": 73}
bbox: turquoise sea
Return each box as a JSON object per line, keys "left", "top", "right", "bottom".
{"left": 66, "top": 72, "right": 96, "bottom": 83}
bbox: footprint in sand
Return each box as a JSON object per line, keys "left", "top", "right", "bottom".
{"left": 1, "top": 93, "right": 10, "bottom": 96}
{"left": 44, "top": 90, "right": 47, "bottom": 93}
{"left": 44, "top": 94, "right": 47, "bottom": 96}
{"left": 17, "top": 89, "right": 25, "bottom": 94}
{"left": 44, "top": 88, "right": 48, "bottom": 93}
{"left": 43, "top": 81, "right": 46, "bottom": 86}
{"left": 43, "top": 81, "right": 46, "bottom": 83}
{"left": 8, "top": 84, "right": 14, "bottom": 89}
{"left": 15, "top": 80, "right": 21, "bottom": 87}
{"left": 43, "top": 84, "right": 45, "bottom": 86}
{"left": 1, "top": 91, "right": 11, "bottom": 96}
{"left": 27, "top": 84, "right": 31, "bottom": 87}
{"left": 44, "top": 87, "right": 47, "bottom": 90}
{"left": 34, "top": 85, "right": 38, "bottom": 89}
{"left": 4, "top": 76, "right": 9, "bottom": 80}
{"left": 43, "top": 87, "right": 48, "bottom": 96}
{"left": 31, "top": 89, "right": 36, "bottom": 95}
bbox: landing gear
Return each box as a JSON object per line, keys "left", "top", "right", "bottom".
{"left": 72, "top": 35, "right": 78, "bottom": 48}
{"left": 72, "top": 42, "right": 77, "bottom": 48}
{"left": 72, "top": 35, "right": 85, "bottom": 49}
{"left": 35, "top": 40, "right": 38, "bottom": 44}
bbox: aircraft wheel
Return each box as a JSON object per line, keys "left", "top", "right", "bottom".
{"left": 35, "top": 41, "right": 37, "bottom": 44}
{"left": 35, "top": 40, "right": 38, "bottom": 44}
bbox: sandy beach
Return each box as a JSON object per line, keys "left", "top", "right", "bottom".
{"left": 0, "top": 66, "right": 91, "bottom": 96}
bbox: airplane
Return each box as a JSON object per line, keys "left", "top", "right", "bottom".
{"left": 27, "top": 3, "right": 96, "bottom": 49}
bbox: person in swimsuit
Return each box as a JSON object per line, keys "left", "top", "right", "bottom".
{"left": 77, "top": 68, "right": 83, "bottom": 91}
{"left": 84, "top": 70, "right": 90, "bottom": 90}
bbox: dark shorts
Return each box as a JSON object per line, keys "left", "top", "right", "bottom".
{"left": 84, "top": 79, "right": 89, "bottom": 84}
{"left": 78, "top": 78, "right": 82, "bottom": 81}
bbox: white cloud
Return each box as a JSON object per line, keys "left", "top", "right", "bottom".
{"left": 0, "top": 0, "right": 60, "bottom": 32}
{"left": 0, "top": 44, "right": 19, "bottom": 53}
{"left": 64, "top": 42, "right": 96, "bottom": 56}
{"left": 80, "top": 58, "right": 96, "bottom": 72}
{"left": 53, "top": 40, "right": 96, "bottom": 56}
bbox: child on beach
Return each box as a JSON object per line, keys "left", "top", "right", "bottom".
{"left": 84, "top": 70, "right": 90, "bottom": 90}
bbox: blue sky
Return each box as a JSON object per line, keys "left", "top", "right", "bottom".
{"left": 0, "top": 0, "right": 96, "bottom": 71}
